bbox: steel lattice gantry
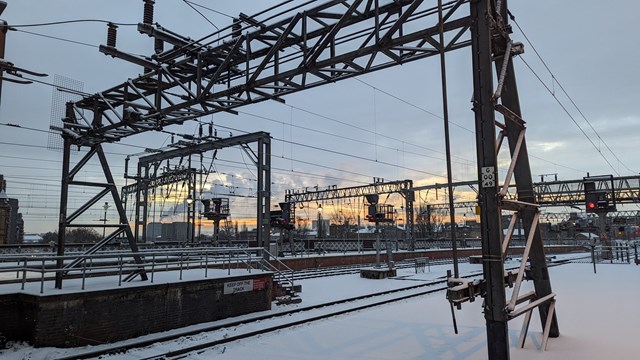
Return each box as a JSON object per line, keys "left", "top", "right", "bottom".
{"left": 122, "top": 132, "right": 271, "bottom": 246}
{"left": 54, "top": 0, "right": 475, "bottom": 288}
{"left": 52, "top": 1, "right": 559, "bottom": 357}
{"left": 423, "top": 175, "right": 640, "bottom": 210}
{"left": 285, "top": 179, "right": 415, "bottom": 249}
{"left": 458, "top": 0, "right": 559, "bottom": 357}
{"left": 60, "top": 0, "right": 474, "bottom": 145}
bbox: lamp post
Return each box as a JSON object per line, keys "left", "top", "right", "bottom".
{"left": 101, "top": 202, "right": 110, "bottom": 238}
{"left": 317, "top": 204, "right": 323, "bottom": 253}
{"left": 185, "top": 195, "right": 194, "bottom": 244}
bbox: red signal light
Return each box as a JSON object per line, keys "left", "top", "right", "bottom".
{"left": 587, "top": 202, "right": 596, "bottom": 210}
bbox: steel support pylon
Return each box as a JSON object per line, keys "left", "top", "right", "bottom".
{"left": 469, "top": 0, "right": 559, "bottom": 358}
{"left": 55, "top": 133, "right": 147, "bottom": 289}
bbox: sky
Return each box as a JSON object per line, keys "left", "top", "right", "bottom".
{"left": 0, "top": 0, "right": 639, "bottom": 234}
{"left": 5, "top": 256, "right": 640, "bottom": 359}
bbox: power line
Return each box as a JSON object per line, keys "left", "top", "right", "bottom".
{"left": 3, "top": 19, "right": 138, "bottom": 28}
{"left": 181, "top": 0, "right": 220, "bottom": 31}
{"left": 14, "top": 28, "right": 99, "bottom": 48}
{"left": 512, "top": 17, "right": 634, "bottom": 174}
{"left": 183, "top": 1, "right": 234, "bottom": 19}
{"left": 286, "top": 103, "right": 473, "bottom": 164}
{"left": 517, "top": 56, "right": 619, "bottom": 176}
{"left": 238, "top": 110, "right": 471, "bottom": 166}
{"left": 191, "top": 119, "right": 450, "bottom": 182}
{"left": 0, "top": 122, "right": 50, "bottom": 134}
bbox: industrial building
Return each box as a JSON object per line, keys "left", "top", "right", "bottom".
{"left": 0, "top": 175, "right": 23, "bottom": 244}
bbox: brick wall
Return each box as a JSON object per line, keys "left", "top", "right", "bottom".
{"left": 0, "top": 274, "right": 272, "bottom": 348}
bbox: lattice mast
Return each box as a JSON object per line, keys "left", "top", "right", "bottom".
{"left": 447, "top": 0, "right": 560, "bottom": 358}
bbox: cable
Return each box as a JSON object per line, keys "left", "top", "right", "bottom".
{"left": 517, "top": 57, "right": 619, "bottom": 176}
{"left": 512, "top": 17, "right": 635, "bottom": 174}
{"left": 285, "top": 103, "right": 474, "bottom": 164}
{"left": 0, "top": 122, "right": 50, "bottom": 134}
{"left": 190, "top": 119, "right": 451, "bottom": 181}
{"left": 237, "top": 110, "right": 470, "bottom": 165}
{"left": 14, "top": 29, "right": 99, "bottom": 48}
{"left": 4, "top": 20, "right": 137, "bottom": 28}
{"left": 528, "top": 154, "right": 586, "bottom": 174}
{"left": 182, "top": 0, "right": 220, "bottom": 31}
{"left": 13, "top": 76, "right": 92, "bottom": 97}
{"left": 183, "top": 0, "right": 233, "bottom": 19}
{"left": 0, "top": 123, "right": 148, "bottom": 151}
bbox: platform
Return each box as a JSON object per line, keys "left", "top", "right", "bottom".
{"left": 0, "top": 269, "right": 273, "bottom": 348}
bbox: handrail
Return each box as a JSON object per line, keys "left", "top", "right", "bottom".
{"left": 259, "top": 249, "right": 296, "bottom": 291}
{"left": 0, "top": 247, "right": 269, "bottom": 294}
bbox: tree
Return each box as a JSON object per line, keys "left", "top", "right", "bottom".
{"left": 42, "top": 228, "right": 103, "bottom": 244}
{"left": 42, "top": 231, "right": 57, "bottom": 244}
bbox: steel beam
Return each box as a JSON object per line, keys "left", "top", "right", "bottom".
{"left": 470, "top": 0, "right": 510, "bottom": 358}
{"left": 496, "top": 32, "right": 559, "bottom": 340}
{"left": 285, "top": 179, "right": 415, "bottom": 250}
{"left": 421, "top": 174, "right": 640, "bottom": 209}
{"left": 62, "top": 1, "right": 472, "bottom": 146}
{"left": 55, "top": 139, "right": 147, "bottom": 288}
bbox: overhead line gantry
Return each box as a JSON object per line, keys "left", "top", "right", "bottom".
{"left": 53, "top": 1, "right": 559, "bottom": 357}
{"left": 285, "top": 179, "right": 415, "bottom": 249}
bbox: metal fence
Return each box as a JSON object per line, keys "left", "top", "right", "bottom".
{"left": 0, "top": 247, "right": 286, "bottom": 294}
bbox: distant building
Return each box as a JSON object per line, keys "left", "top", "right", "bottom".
{"left": 0, "top": 175, "right": 23, "bottom": 244}
{"left": 146, "top": 222, "right": 162, "bottom": 242}
{"left": 157, "top": 222, "right": 191, "bottom": 242}
{"left": 311, "top": 219, "right": 330, "bottom": 237}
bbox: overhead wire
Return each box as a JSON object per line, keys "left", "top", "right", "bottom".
{"left": 511, "top": 16, "right": 633, "bottom": 175}
{"left": 7, "top": 2, "right": 577, "bottom": 181}
{"left": 7, "top": 1, "right": 611, "bottom": 222}
{"left": 3, "top": 19, "right": 138, "bottom": 28}
{"left": 517, "top": 56, "right": 619, "bottom": 176}
{"left": 12, "top": 28, "right": 99, "bottom": 48}
{"left": 181, "top": 0, "right": 220, "bottom": 31}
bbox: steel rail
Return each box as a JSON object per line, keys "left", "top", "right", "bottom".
{"left": 60, "top": 258, "right": 571, "bottom": 360}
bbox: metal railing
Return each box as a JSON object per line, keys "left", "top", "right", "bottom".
{"left": 259, "top": 249, "right": 296, "bottom": 292}
{"left": 0, "top": 247, "right": 293, "bottom": 294}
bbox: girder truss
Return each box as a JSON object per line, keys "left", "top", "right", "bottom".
{"left": 423, "top": 175, "right": 640, "bottom": 210}
{"left": 533, "top": 175, "right": 640, "bottom": 206}
{"left": 285, "top": 179, "right": 412, "bottom": 203}
{"left": 285, "top": 179, "right": 415, "bottom": 249}
{"left": 127, "top": 132, "right": 271, "bottom": 245}
{"left": 52, "top": 1, "right": 560, "bottom": 356}
{"left": 61, "top": 0, "right": 472, "bottom": 146}
{"left": 121, "top": 167, "right": 193, "bottom": 198}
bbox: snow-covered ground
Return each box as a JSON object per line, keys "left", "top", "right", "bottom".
{"left": 3, "top": 253, "right": 639, "bottom": 359}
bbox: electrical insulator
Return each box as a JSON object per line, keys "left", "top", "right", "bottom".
{"left": 143, "top": 0, "right": 155, "bottom": 25}
{"left": 107, "top": 22, "right": 118, "bottom": 47}
{"left": 208, "top": 123, "right": 213, "bottom": 137}
{"left": 232, "top": 18, "right": 241, "bottom": 37}
{"left": 154, "top": 38, "right": 164, "bottom": 54}
{"left": 199, "top": 124, "right": 203, "bottom": 138}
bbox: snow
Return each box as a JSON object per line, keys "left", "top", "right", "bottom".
{"left": 0, "top": 267, "right": 269, "bottom": 296}
{"left": 2, "top": 253, "right": 639, "bottom": 360}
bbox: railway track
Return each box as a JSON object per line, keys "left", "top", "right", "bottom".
{"left": 274, "top": 257, "right": 467, "bottom": 282}
{"left": 60, "top": 258, "right": 572, "bottom": 360}
{"left": 58, "top": 274, "right": 460, "bottom": 360}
